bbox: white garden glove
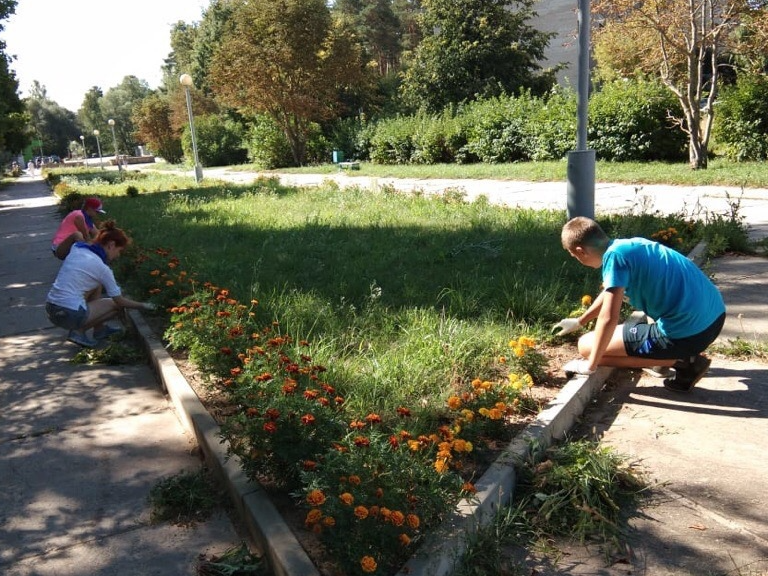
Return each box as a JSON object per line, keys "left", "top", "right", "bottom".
{"left": 553, "top": 318, "right": 581, "bottom": 336}
{"left": 142, "top": 302, "right": 158, "bottom": 311}
{"left": 563, "top": 359, "right": 596, "bottom": 378}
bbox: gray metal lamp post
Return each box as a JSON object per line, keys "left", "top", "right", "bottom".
{"left": 108, "top": 118, "right": 123, "bottom": 174}
{"left": 93, "top": 129, "right": 104, "bottom": 170}
{"left": 79, "top": 135, "right": 87, "bottom": 167}
{"left": 565, "top": 0, "right": 595, "bottom": 219}
{"left": 179, "top": 73, "right": 203, "bottom": 183}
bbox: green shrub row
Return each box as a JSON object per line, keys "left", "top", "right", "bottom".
{"left": 351, "top": 79, "right": 688, "bottom": 165}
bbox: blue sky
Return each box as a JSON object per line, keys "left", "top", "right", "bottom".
{"left": 2, "top": 0, "right": 208, "bottom": 112}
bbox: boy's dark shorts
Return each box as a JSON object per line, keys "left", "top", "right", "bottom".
{"left": 623, "top": 312, "right": 726, "bottom": 360}
{"left": 46, "top": 302, "right": 88, "bottom": 330}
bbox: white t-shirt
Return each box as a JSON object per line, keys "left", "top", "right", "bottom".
{"left": 46, "top": 244, "right": 122, "bottom": 310}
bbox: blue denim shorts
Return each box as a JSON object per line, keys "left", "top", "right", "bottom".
{"left": 623, "top": 313, "right": 726, "bottom": 360}
{"left": 46, "top": 302, "right": 88, "bottom": 330}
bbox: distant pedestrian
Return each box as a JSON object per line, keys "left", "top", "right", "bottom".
{"left": 27, "top": 160, "right": 35, "bottom": 175}
{"left": 554, "top": 216, "right": 725, "bottom": 392}
{"left": 45, "top": 220, "right": 157, "bottom": 348}
{"left": 51, "top": 197, "right": 105, "bottom": 260}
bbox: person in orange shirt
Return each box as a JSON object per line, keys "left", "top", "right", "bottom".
{"left": 51, "top": 197, "right": 105, "bottom": 260}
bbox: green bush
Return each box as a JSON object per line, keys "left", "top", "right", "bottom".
{"left": 526, "top": 87, "right": 577, "bottom": 161}
{"left": 245, "top": 115, "right": 294, "bottom": 169}
{"left": 183, "top": 114, "right": 248, "bottom": 168}
{"left": 367, "top": 115, "right": 417, "bottom": 164}
{"left": 712, "top": 74, "right": 768, "bottom": 161}
{"left": 588, "top": 78, "right": 686, "bottom": 161}
{"left": 459, "top": 95, "right": 534, "bottom": 163}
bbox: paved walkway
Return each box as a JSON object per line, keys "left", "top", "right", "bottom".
{"left": 2, "top": 168, "right": 766, "bottom": 576}
{"left": 0, "top": 175, "right": 242, "bottom": 576}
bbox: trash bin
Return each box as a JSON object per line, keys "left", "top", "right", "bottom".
{"left": 332, "top": 150, "right": 345, "bottom": 163}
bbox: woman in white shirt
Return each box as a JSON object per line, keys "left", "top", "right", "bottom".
{"left": 45, "top": 220, "right": 156, "bottom": 347}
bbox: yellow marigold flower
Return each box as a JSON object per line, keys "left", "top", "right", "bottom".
{"left": 478, "top": 407, "right": 489, "bottom": 417}
{"left": 508, "top": 339, "right": 518, "bottom": 349}
{"left": 354, "top": 505, "right": 369, "bottom": 520}
{"left": 406, "top": 513, "right": 420, "bottom": 529}
{"left": 513, "top": 346, "right": 525, "bottom": 358}
{"left": 407, "top": 439, "right": 421, "bottom": 451}
{"left": 360, "top": 556, "right": 377, "bottom": 573}
{"left": 452, "top": 439, "right": 472, "bottom": 453}
{"left": 447, "top": 396, "right": 462, "bottom": 409}
{"left": 581, "top": 294, "right": 593, "bottom": 307}
{"left": 339, "top": 492, "right": 354, "bottom": 506}
{"left": 460, "top": 408, "right": 475, "bottom": 421}
{"left": 499, "top": 355, "right": 507, "bottom": 364}
{"left": 519, "top": 336, "right": 536, "bottom": 348}
{"left": 523, "top": 374, "right": 534, "bottom": 388}
{"left": 434, "top": 458, "right": 449, "bottom": 474}
{"left": 399, "top": 533, "right": 411, "bottom": 546}
{"left": 305, "top": 508, "right": 322, "bottom": 525}
{"left": 508, "top": 375, "right": 523, "bottom": 391}
{"left": 471, "top": 377, "right": 483, "bottom": 388}
{"left": 306, "top": 489, "right": 326, "bottom": 507}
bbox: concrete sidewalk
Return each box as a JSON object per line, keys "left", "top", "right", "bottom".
{"left": 0, "top": 175, "right": 243, "bottom": 576}
{"left": 2, "top": 170, "right": 766, "bottom": 576}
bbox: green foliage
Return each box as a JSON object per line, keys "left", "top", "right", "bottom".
{"left": 399, "top": 0, "right": 555, "bottom": 112}
{"left": 197, "top": 544, "right": 266, "bottom": 576}
{"left": 125, "top": 184, "right": 139, "bottom": 197}
{"left": 183, "top": 114, "right": 248, "bottom": 167}
{"left": 712, "top": 74, "right": 768, "bottom": 162}
{"left": 244, "top": 115, "right": 294, "bottom": 169}
{"left": 148, "top": 469, "right": 222, "bottom": 525}
{"left": 588, "top": 78, "right": 687, "bottom": 162}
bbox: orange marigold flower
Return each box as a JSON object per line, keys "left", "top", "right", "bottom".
{"left": 354, "top": 505, "right": 369, "bottom": 519}
{"left": 229, "top": 367, "right": 242, "bottom": 376}
{"left": 406, "top": 513, "right": 420, "bottom": 529}
{"left": 388, "top": 435, "right": 399, "bottom": 448}
{"left": 165, "top": 280, "right": 174, "bottom": 287}
{"left": 399, "top": 533, "right": 411, "bottom": 546}
{"left": 303, "top": 389, "right": 319, "bottom": 400}
{"left": 365, "top": 413, "right": 382, "bottom": 424}
{"left": 379, "top": 507, "right": 391, "bottom": 519}
{"left": 150, "top": 269, "right": 161, "bottom": 276}
{"left": 306, "top": 489, "right": 326, "bottom": 506}
{"left": 149, "top": 288, "right": 161, "bottom": 294}
{"left": 322, "top": 516, "right": 335, "bottom": 527}
{"left": 360, "top": 556, "right": 377, "bottom": 573}
{"left": 305, "top": 508, "right": 322, "bottom": 525}
{"left": 348, "top": 475, "right": 361, "bottom": 486}
{"left": 339, "top": 492, "right": 354, "bottom": 505}
{"left": 447, "top": 396, "right": 462, "bottom": 410}
{"left": 396, "top": 406, "right": 411, "bottom": 417}
{"left": 375, "top": 487, "right": 384, "bottom": 499}
{"left": 390, "top": 510, "right": 405, "bottom": 526}
{"left": 581, "top": 294, "right": 593, "bottom": 307}
{"left": 353, "top": 436, "right": 370, "bottom": 448}
{"left": 300, "top": 414, "right": 316, "bottom": 426}
{"left": 246, "top": 407, "right": 258, "bottom": 417}
{"left": 263, "top": 421, "right": 277, "bottom": 434}
{"left": 265, "top": 408, "right": 280, "bottom": 420}
{"left": 220, "top": 347, "right": 232, "bottom": 355}
{"left": 434, "top": 458, "right": 449, "bottom": 474}
{"left": 282, "top": 382, "right": 297, "bottom": 395}
{"left": 302, "top": 460, "right": 317, "bottom": 471}
{"left": 349, "top": 420, "right": 366, "bottom": 430}
{"left": 462, "top": 482, "right": 477, "bottom": 494}
{"left": 369, "top": 505, "right": 380, "bottom": 517}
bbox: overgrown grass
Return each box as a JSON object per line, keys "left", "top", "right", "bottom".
{"left": 148, "top": 468, "right": 223, "bottom": 525}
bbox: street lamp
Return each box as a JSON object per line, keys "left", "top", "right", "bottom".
{"left": 179, "top": 73, "right": 203, "bottom": 183}
{"left": 108, "top": 118, "right": 122, "bottom": 174}
{"left": 79, "top": 135, "right": 87, "bottom": 167}
{"left": 93, "top": 129, "right": 104, "bottom": 170}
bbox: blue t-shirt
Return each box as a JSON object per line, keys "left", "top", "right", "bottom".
{"left": 602, "top": 238, "right": 725, "bottom": 338}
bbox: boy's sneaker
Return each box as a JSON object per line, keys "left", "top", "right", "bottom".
{"left": 93, "top": 325, "right": 124, "bottom": 340}
{"left": 67, "top": 330, "right": 98, "bottom": 348}
{"left": 642, "top": 365, "right": 673, "bottom": 378}
{"left": 663, "top": 355, "right": 712, "bottom": 392}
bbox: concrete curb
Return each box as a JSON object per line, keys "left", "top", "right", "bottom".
{"left": 127, "top": 308, "right": 610, "bottom": 576}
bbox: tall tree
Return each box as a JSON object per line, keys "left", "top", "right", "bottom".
{"left": 0, "top": 0, "right": 28, "bottom": 156}
{"left": 334, "top": 0, "right": 402, "bottom": 75}
{"left": 209, "top": 0, "right": 370, "bottom": 165}
{"left": 398, "top": 0, "right": 555, "bottom": 112}
{"left": 592, "top": 0, "right": 763, "bottom": 169}
{"left": 101, "top": 75, "right": 152, "bottom": 155}
{"left": 25, "top": 88, "right": 79, "bottom": 158}
{"left": 133, "top": 92, "right": 183, "bottom": 164}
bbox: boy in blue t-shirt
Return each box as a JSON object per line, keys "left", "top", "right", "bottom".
{"left": 554, "top": 217, "right": 726, "bottom": 392}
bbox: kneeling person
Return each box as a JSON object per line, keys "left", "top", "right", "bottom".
{"left": 555, "top": 217, "right": 725, "bottom": 392}
{"left": 45, "top": 221, "right": 156, "bottom": 348}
